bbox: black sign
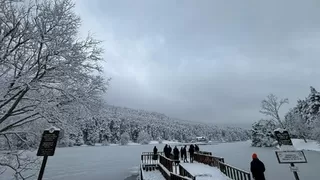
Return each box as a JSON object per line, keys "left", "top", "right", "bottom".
{"left": 37, "top": 130, "right": 60, "bottom": 156}
{"left": 274, "top": 130, "right": 293, "bottom": 146}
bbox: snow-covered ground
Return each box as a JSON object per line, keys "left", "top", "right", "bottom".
{"left": 291, "top": 139, "right": 320, "bottom": 152}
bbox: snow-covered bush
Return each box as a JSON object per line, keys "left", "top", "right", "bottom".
{"left": 120, "top": 132, "right": 130, "bottom": 145}
{"left": 102, "top": 140, "right": 110, "bottom": 146}
{"left": 137, "top": 131, "right": 152, "bottom": 145}
{"left": 251, "top": 120, "right": 277, "bottom": 147}
{"left": 158, "top": 139, "right": 163, "bottom": 144}
{"left": 58, "top": 138, "right": 75, "bottom": 147}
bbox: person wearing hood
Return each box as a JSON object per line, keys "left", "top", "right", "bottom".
{"left": 173, "top": 146, "right": 180, "bottom": 165}
{"left": 195, "top": 144, "right": 199, "bottom": 152}
{"left": 153, "top": 146, "right": 158, "bottom": 161}
{"left": 189, "top": 144, "right": 195, "bottom": 163}
{"left": 250, "top": 153, "right": 266, "bottom": 180}
{"left": 163, "top": 144, "right": 169, "bottom": 158}
{"left": 182, "top": 145, "right": 188, "bottom": 163}
{"left": 168, "top": 145, "right": 172, "bottom": 158}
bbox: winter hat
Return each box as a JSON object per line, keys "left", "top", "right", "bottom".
{"left": 252, "top": 153, "right": 258, "bottom": 159}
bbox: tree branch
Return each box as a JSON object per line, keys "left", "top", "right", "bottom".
{"left": 0, "top": 87, "right": 29, "bottom": 124}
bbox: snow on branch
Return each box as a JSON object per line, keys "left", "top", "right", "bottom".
{"left": 259, "top": 93, "right": 288, "bottom": 128}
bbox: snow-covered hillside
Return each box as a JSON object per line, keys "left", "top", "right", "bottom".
{"left": 69, "top": 104, "right": 250, "bottom": 146}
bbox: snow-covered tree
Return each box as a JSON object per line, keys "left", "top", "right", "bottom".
{"left": 120, "top": 132, "right": 130, "bottom": 145}
{"left": 137, "top": 131, "right": 152, "bottom": 145}
{"left": 284, "top": 86, "right": 320, "bottom": 143}
{"left": 0, "top": 0, "right": 108, "bottom": 178}
{"left": 251, "top": 120, "right": 277, "bottom": 147}
{"left": 260, "top": 94, "right": 288, "bottom": 128}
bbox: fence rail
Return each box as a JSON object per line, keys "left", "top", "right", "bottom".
{"left": 194, "top": 152, "right": 251, "bottom": 180}
{"left": 219, "top": 162, "right": 251, "bottom": 180}
{"left": 159, "top": 154, "right": 180, "bottom": 174}
{"left": 194, "top": 152, "right": 224, "bottom": 167}
{"left": 178, "top": 164, "right": 195, "bottom": 180}
{"left": 197, "top": 151, "right": 212, "bottom": 155}
{"left": 141, "top": 152, "right": 164, "bottom": 165}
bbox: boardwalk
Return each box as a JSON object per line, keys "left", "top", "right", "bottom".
{"left": 179, "top": 163, "right": 231, "bottom": 180}
{"left": 140, "top": 151, "right": 251, "bottom": 180}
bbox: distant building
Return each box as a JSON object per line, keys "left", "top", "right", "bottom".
{"left": 195, "top": 136, "right": 207, "bottom": 142}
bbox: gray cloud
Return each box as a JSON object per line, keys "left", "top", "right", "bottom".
{"left": 75, "top": 0, "right": 320, "bottom": 124}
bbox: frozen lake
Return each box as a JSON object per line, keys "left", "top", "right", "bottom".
{"left": 3, "top": 141, "right": 319, "bottom": 180}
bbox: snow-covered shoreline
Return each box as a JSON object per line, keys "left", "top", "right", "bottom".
{"left": 276, "top": 139, "right": 320, "bottom": 152}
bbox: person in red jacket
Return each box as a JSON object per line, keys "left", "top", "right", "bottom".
{"left": 250, "top": 153, "right": 266, "bottom": 180}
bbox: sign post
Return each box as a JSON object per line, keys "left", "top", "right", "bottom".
{"left": 274, "top": 128, "right": 307, "bottom": 180}
{"left": 37, "top": 127, "right": 60, "bottom": 180}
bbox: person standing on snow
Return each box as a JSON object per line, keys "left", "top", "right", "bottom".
{"left": 182, "top": 145, "right": 188, "bottom": 163}
{"left": 195, "top": 144, "right": 199, "bottom": 152}
{"left": 168, "top": 145, "right": 172, "bottom": 158}
{"left": 153, "top": 146, "right": 158, "bottom": 161}
{"left": 163, "top": 144, "right": 169, "bottom": 158}
{"left": 189, "top": 144, "right": 195, "bottom": 163}
{"left": 250, "top": 153, "right": 266, "bottom": 180}
{"left": 180, "top": 146, "right": 184, "bottom": 160}
{"left": 173, "top": 146, "right": 180, "bottom": 165}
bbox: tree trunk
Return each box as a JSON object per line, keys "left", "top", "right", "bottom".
{"left": 302, "top": 136, "right": 307, "bottom": 143}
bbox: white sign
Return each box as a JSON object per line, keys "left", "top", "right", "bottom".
{"left": 275, "top": 150, "right": 307, "bottom": 164}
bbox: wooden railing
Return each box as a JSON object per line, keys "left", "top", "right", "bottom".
{"left": 158, "top": 154, "right": 195, "bottom": 180}
{"left": 141, "top": 152, "right": 164, "bottom": 165}
{"left": 194, "top": 152, "right": 224, "bottom": 167}
{"left": 197, "top": 151, "right": 212, "bottom": 155}
{"left": 158, "top": 163, "right": 171, "bottom": 180}
{"left": 194, "top": 152, "right": 251, "bottom": 180}
{"left": 178, "top": 164, "right": 195, "bottom": 180}
{"left": 140, "top": 164, "right": 144, "bottom": 180}
{"left": 219, "top": 162, "right": 251, "bottom": 180}
{"left": 159, "top": 154, "right": 180, "bottom": 174}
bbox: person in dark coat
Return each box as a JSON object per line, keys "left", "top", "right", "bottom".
{"left": 173, "top": 146, "right": 180, "bottom": 165}
{"left": 164, "top": 144, "right": 169, "bottom": 158}
{"left": 189, "top": 144, "right": 195, "bottom": 163}
{"left": 153, "top": 146, "right": 158, "bottom": 161}
{"left": 168, "top": 145, "right": 172, "bottom": 158}
{"left": 195, "top": 144, "right": 199, "bottom": 152}
{"left": 180, "top": 146, "right": 184, "bottom": 160}
{"left": 182, "top": 145, "right": 188, "bottom": 163}
{"left": 250, "top": 153, "right": 266, "bottom": 180}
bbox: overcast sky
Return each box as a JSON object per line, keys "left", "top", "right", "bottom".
{"left": 74, "top": 0, "right": 320, "bottom": 125}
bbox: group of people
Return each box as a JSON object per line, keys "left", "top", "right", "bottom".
{"left": 153, "top": 144, "right": 200, "bottom": 164}
{"left": 153, "top": 145, "right": 266, "bottom": 180}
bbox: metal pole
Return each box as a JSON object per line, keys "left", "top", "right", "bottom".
{"left": 38, "top": 156, "right": 48, "bottom": 180}
{"left": 290, "top": 163, "right": 300, "bottom": 180}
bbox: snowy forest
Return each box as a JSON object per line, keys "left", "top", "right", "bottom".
{"left": 252, "top": 87, "right": 320, "bottom": 147}
{"left": 67, "top": 104, "right": 250, "bottom": 146}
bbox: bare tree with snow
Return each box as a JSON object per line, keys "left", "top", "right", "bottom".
{"left": 0, "top": 0, "right": 108, "bottom": 178}
{"left": 259, "top": 94, "right": 288, "bottom": 128}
